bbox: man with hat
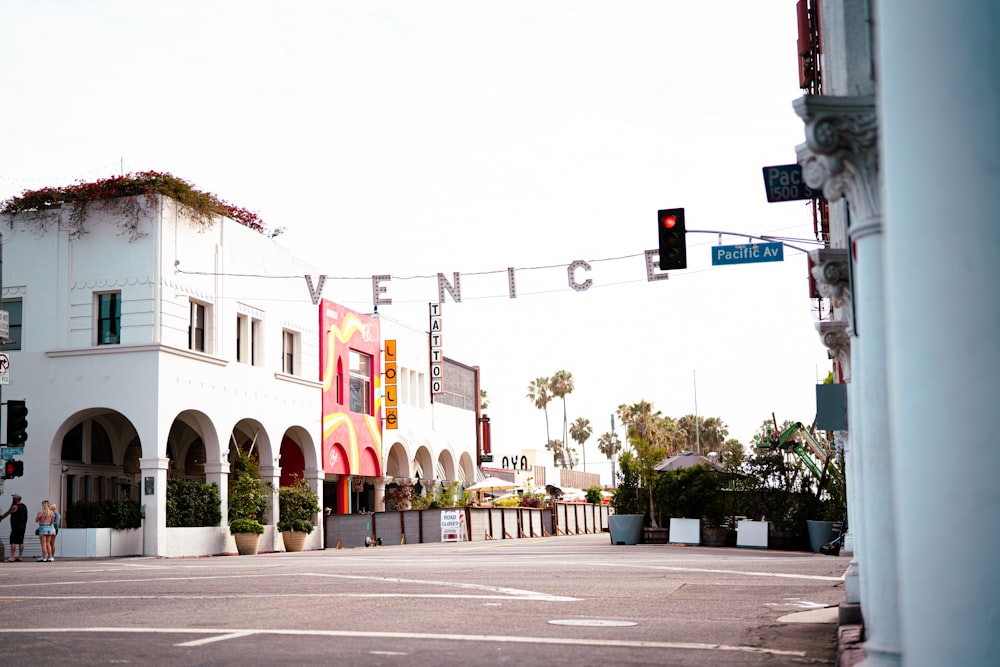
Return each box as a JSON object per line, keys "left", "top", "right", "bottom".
{"left": 2, "top": 494, "right": 28, "bottom": 562}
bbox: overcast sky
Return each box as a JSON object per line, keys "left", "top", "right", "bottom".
{"left": 0, "top": 1, "right": 830, "bottom": 484}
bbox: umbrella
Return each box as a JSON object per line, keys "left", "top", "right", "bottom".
{"left": 654, "top": 451, "right": 724, "bottom": 472}
{"left": 465, "top": 476, "right": 520, "bottom": 493}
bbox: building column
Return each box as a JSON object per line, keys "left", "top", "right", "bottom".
{"left": 373, "top": 476, "right": 392, "bottom": 513}
{"left": 797, "top": 95, "right": 900, "bottom": 666}
{"left": 877, "top": 3, "right": 1000, "bottom": 665}
{"left": 305, "top": 467, "right": 324, "bottom": 548}
{"left": 138, "top": 457, "right": 170, "bottom": 558}
{"left": 260, "top": 465, "right": 281, "bottom": 552}
{"left": 204, "top": 461, "right": 230, "bottom": 529}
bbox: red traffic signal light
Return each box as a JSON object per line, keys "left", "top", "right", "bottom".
{"left": 658, "top": 207, "right": 687, "bottom": 270}
{"left": 3, "top": 459, "right": 23, "bottom": 479}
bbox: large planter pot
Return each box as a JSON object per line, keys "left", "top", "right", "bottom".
{"left": 608, "top": 514, "right": 645, "bottom": 545}
{"left": 700, "top": 525, "right": 733, "bottom": 547}
{"left": 234, "top": 532, "right": 261, "bottom": 555}
{"left": 282, "top": 531, "right": 307, "bottom": 553}
{"left": 807, "top": 520, "right": 837, "bottom": 553}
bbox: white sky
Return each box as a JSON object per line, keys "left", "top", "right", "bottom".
{"left": 0, "top": 1, "right": 831, "bottom": 485}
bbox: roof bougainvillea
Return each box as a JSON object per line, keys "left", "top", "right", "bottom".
{"left": 0, "top": 171, "right": 283, "bottom": 240}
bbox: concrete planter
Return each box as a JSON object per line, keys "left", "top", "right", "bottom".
{"left": 233, "top": 532, "right": 260, "bottom": 555}
{"left": 608, "top": 514, "right": 644, "bottom": 545}
{"left": 668, "top": 518, "right": 701, "bottom": 545}
{"left": 56, "top": 528, "right": 142, "bottom": 558}
{"left": 807, "top": 520, "right": 837, "bottom": 553}
{"left": 281, "top": 531, "right": 308, "bottom": 552}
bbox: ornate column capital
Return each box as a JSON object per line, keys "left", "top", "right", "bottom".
{"left": 794, "top": 95, "right": 880, "bottom": 230}
{"left": 816, "top": 319, "right": 852, "bottom": 381}
{"left": 809, "top": 248, "right": 851, "bottom": 312}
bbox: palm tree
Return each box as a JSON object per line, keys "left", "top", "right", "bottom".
{"left": 569, "top": 417, "right": 592, "bottom": 472}
{"left": 597, "top": 430, "right": 621, "bottom": 482}
{"left": 549, "top": 370, "right": 574, "bottom": 464}
{"left": 526, "top": 376, "right": 552, "bottom": 448}
{"left": 677, "top": 415, "right": 729, "bottom": 454}
{"left": 545, "top": 439, "right": 567, "bottom": 468}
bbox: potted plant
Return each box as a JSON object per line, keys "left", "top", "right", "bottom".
{"left": 609, "top": 451, "right": 646, "bottom": 545}
{"left": 228, "top": 447, "right": 270, "bottom": 555}
{"left": 385, "top": 483, "right": 415, "bottom": 511}
{"left": 277, "top": 476, "right": 320, "bottom": 552}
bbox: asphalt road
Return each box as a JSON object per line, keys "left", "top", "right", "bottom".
{"left": 0, "top": 533, "right": 847, "bottom": 666}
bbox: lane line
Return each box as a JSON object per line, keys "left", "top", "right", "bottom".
{"left": 0, "top": 627, "right": 807, "bottom": 658}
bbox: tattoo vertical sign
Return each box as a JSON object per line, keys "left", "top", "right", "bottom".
{"left": 429, "top": 303, "right": 443, "bottom": 395}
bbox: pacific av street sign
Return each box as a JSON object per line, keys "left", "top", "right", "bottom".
{"left": 712, "top": 242, "right": 784, "bottom": 266}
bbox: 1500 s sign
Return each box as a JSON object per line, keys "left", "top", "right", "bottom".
{"left": 762, "top": 164, "right": 820, "bottom": 202}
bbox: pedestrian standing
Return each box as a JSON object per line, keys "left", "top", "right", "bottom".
{"left": 35, "top": 500, "right": 56, "bottom": 562}
{"left": 2, "top": 494, "right": 28, "bottom": 562}
{"left": 49, "top": 503, "right": 61, "bottom": 560}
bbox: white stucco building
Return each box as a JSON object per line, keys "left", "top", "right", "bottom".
{"left": 1, "top": 185, "right": 482, "bottom": 557}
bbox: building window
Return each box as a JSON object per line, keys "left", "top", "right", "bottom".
{"left": 336, "top": 357, "right": 344, "bottom": 404}
{"left": 189, "top": 301, "right": 207, "bottom": 352}
{"left": 350, "top": 350, "right": 372, "bottom": 415}
{"left": 1, "top": 298, "right": 22, "bottom": 351}
{"left": 236, "top": 313, "right": 262, "bottom": 365}
{"left": 97, "top": 292, "right": 121, "bottom": 345}
{"left": 282, "top": 329, "right": 299, "bottom": 375}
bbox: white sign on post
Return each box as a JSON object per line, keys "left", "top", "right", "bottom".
{"left": 0, "top": 352, "right": 9, "bottom": 385}
{"left": 440, "top": 509, "right": 465, "bottom": 542}
{"left": 0, "top": 310, "right": 8, "bottom": 340}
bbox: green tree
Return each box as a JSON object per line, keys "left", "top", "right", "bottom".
{"left": 569, "top": 416, "right": 592, "bottom": 471}
{"left": 549, "top": 370, "right": 575, "bottom": 467}
{"left": 676, "top": 415, "right": 729, "bottom": 454}
{"left": 526, "top": 376, "right": 553, "bottom": 451}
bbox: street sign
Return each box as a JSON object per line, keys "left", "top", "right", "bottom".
{"left": 0, "top": 309, "right": 8, "bottom": 339}
{"left": 0, "top": 352, "right": 9, "bottom": 385}
{"left": 762, "top": 164, "right": 820, "bottom": 202}
{"left": 712, "top": 242, "right": 785, "bottom": 266}
{"left": 1, "top": 447, "right": 24, "bottom": 460}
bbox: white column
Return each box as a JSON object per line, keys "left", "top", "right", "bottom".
{"left": 138, "top": 457, "right": 169, "bottom": 557}
{"left": 850, "top": 217, "right": 900, "bottom": 666}
{"left": 260, "top": 465, "right": 281, "bottom": 552}
{"left": 796, "top": 95, "right": 900, "bottom": 666}
{"left": 878, "top": 3, "right": 1000, "bottom": 665}
{"left": 203, "top": 461, "right": 230, "bottom": 528}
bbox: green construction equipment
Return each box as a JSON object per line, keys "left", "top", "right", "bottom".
{"left": 759, "top": 420, "right": 843, "bottom": 484}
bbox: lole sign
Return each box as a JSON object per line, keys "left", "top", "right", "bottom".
{"left": 762, "top": 164, "right": 820, "bottom": 202}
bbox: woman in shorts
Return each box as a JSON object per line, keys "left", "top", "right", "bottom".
{"left": 35, "top": 500, "right": 57, "bottom": 562}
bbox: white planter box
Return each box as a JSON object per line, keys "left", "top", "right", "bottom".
{"left": 669, "top": 517, "right": 701, "bottom": 545}
{"left": 56, "top": 528, "right": 143, "bottom": 558}
{"left": 737, "top": 520, "right": 769, "bottom": 548}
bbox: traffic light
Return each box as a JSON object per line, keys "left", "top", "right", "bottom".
{"left": 7, "top": 399, "right": 28, "bottom": 445}
{"left": 658, "top": 208, "right": 687, "bottom": 270}
{"left": 3, "top": 459, "right": 23, "bottom": 479}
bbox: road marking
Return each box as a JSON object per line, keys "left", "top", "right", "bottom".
{"left": 612, "top": 563, "right": 845, "bottom": 582}
{"left": 0, "top": 627, "right": 807, "bottom": 658}
{"left": 549, "top": 619, "right": 637, "bottom": 627}
{"left": 0, "top": 572, "right": 578, "bottom": 603}
{"left": 176, "top": 631, "right": 255, "bottom": 647}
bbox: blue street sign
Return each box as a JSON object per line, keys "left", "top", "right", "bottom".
{"left": 1, "top": 447, "right": 24, "bottom": 459}
{"left": 712, "top": 242, "right": 785, "bottom": 266}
